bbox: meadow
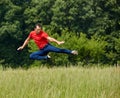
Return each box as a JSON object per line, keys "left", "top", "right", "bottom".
{"left": 0, "top": 66, "right": 119, "bottom": 98}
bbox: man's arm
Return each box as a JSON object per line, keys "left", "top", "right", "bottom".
{"left": 17, "top": 37, "right": 30, "bottom": 50}
{"left": 47, "top": 36, "right": 64, "bottom": 45}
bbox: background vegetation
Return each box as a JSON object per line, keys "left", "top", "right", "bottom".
{"left": 0, "top": 0, "right": 120, "bottom": 68}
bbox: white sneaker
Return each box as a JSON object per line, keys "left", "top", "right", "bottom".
{"left": 71, "top": 50, "right": 78, "bottom": 55}
{"left": 47, "top": 55, "right": 51, "bottom": 59}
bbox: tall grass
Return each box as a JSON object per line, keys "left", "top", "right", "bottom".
{"left": 0, "top": 66, "right": 119, "bottom": 98}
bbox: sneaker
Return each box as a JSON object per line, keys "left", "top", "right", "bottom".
{"left": 47, "top": 55, "right": 51, "bottom": 59}
{"left": 71, "top": 50, "right": 78, "bottom": 55}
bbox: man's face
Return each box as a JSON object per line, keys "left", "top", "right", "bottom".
{"left": 35, "top": 25, "right": 42, "bottom": 34}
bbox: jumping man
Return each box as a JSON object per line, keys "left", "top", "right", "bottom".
{"left": 17, "top": 23, "right": 78, "bottom": 60}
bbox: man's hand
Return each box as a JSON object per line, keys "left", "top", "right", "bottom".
{"left": 57, "top": 41, "right": 65, "bottom": 45}
{"left": 17, "top": 46, "right": 24, "bottom": 51}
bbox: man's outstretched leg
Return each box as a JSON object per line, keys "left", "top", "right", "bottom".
{"left": 44, "top": 44, "right": 78, "bottom": 55}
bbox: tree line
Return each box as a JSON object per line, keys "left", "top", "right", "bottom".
{"left": 0, "top": 0, "right": 120, "bottom": 68}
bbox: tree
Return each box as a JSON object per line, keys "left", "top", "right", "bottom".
{"left": 0, "top": 0, "right": 31, "bottom": 68}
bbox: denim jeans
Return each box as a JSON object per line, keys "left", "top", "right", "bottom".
{"left": 30, "top": 44, "right": 72, "bottom": 60}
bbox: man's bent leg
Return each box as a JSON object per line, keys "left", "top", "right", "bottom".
{"left": 30, "top": 50, "right": 48, "bottom": 60}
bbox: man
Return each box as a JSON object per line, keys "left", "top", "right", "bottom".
{"left": 17, "top": 23, "right": 78, "bottom": 60}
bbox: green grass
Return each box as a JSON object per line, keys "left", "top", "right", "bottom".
{"left": 0, "top": 66, "right": 119, "bottom": 98}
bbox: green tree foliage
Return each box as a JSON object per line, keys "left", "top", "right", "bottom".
{"left": 0, "top": 0, "right": 31, "bottom": 68}
{"left": 0, "top": 0, "right": 119, "bottom": 67}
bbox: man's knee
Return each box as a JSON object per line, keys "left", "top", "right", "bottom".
{"left": 30, "top": 53, "right": 35, "bottom": 59}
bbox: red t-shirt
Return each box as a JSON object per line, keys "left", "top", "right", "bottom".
{"left": 28, "top": 30, "right": 49, "bottom": 49}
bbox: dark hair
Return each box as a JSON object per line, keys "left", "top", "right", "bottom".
{"left": 35, "top": 23, "right": 42, "bottom": 29}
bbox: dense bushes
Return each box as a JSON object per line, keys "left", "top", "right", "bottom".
{"left": 28, "top": 30, "right": 107, "bottom": 66}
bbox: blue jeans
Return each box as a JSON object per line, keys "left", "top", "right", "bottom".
{"left": 30, "top": 44, "right": 72, "bottom": 60}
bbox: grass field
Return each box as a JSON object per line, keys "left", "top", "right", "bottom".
{"left": 0, "top": 66, "right": 119, "bottom": 98}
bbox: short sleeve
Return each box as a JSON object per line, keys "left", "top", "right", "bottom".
{"left": 28, "top": 31, "right": 33, "bottom": 39}
{"left": 42, "top": 31, "right": 48, "bottom": 39}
